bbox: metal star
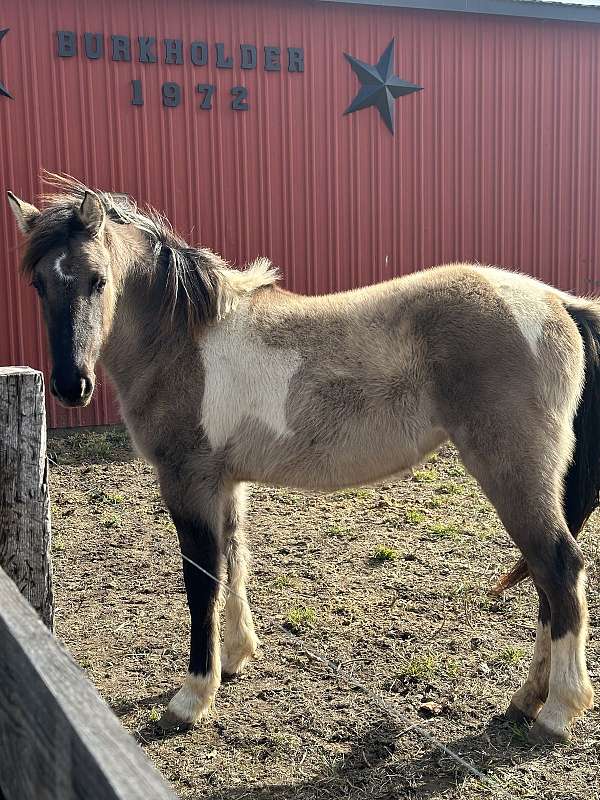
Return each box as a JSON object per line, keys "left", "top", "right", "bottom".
{"left": 0, "top": 29, "right": 12, "bottom": 99}
{"left": 344, "top": 39, "right": 421, "bottom": 134}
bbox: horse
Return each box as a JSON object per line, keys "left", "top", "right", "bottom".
{"left": 7, "top": 175, "right": 599, "bottom": 744}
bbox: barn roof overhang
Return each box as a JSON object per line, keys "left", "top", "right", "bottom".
{"left": 318, "top": 0, "right": 600, "bottom": 24}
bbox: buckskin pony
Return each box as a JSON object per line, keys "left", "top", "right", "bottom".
{"left": 8, "top": 175, "right": 599, "bottom": 743}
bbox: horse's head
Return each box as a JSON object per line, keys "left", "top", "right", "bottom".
{"left": 7, "top": 190, "right": 115, "bottom": 407}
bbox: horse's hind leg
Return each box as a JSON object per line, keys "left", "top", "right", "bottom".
{"left": 453, "top": 425, "right": 594, "bottom": 742}
{"left": 529, "top": 547, "right": 593, "bottom": 742}
{"left": 222, "top": 484, "right": 259, "bottom": 677}
{"left": 506, "top": 592, "right": 550, "bottom": 723}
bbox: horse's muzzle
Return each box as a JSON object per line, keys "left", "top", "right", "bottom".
{"left": 50, "top": 372, "right": 95, "bottom": 407}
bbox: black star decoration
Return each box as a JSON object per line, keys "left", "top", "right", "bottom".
{"left": 344, "top": 39, "right": 421, "bottom": 134}
{"left": 0, "top": 28, "right": 12, "bottom": 99}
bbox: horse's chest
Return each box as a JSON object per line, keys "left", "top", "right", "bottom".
{"left": 200, "top": 321, "right": 302, "bottom": 450}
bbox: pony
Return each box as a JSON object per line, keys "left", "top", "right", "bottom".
{"left": 7, "top": 175, "right": 600, "bottom": 743}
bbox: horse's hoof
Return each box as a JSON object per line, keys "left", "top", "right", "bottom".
{"left": 157, "top": 708, "right": 193, "bottom": 732}
{"left": 505, "top": 702, "right": 536, "bottom": 725}
{"left": 528, "top": 720, "right": 570, "bottom": 745}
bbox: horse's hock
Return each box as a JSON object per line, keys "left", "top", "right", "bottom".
{"left": 0, "top": 366, "right": 53, "bottom": 629}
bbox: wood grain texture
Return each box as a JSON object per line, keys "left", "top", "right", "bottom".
{"left": 0, "top": 367, "right": 53, "bottom": 628}
{"left": 0, "top": 566, "right": 179, "bottom": 800}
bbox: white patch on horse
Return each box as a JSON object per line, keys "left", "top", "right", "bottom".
{"left": 52, "top": 252, "right": 73, "bottom": 281}
{"left": 201, "top": 309, "right": 302, "bottom": 449}
{"left": 487, "top": 270, "right": 550, "bottom": 356}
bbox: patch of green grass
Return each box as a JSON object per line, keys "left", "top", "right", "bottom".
{"left": 285, "top": 606, "right": 316, "bottom": 634}
{"left": 102, "top": 514, "right": 121, "bottom": 529}
{"left": 72, "top": 432, "right": 114, "bottom": 460}
{"left": 426, "top": 496, "right": 444, "bottom": 508}
{"left": 466, "top": 525, "right": 492, "bottom": 541}
{"left": 372, "top": 545, "right": 399, "bottom": 562}
{"left": 89, "top": 490, "right": 125, "bottom": 505}
{"left": 435, "top": 482, "right": 464, "bottom": 495}
{"left": 325, "top": 523, "right": 351, "bottom": 537}
{"left": 412, "top": 469, "right": 438, "bottom": 483}
{"left": 446, "top": 464, "right": 466, "bottom": 477}
{"left": 508, "top": 722, "right": 530, "bottom": 745}
{"left": 104, "top": 428, "right": 131, "bottom": 448}
{"left": 338, "top": 488, "right": 373, "bottom": 500}
{"left": 52, "top": 533, "right": 65, "bottom": 552}
{"left": 399, "top": 652, "right": 439, "bottom": 681}
{"left": 273, "top": 574, "right": 299, "bottom": 590}
{"left": 444, "top": 657, "right": 461, "bottom": 678}
{"left": 427, "top": 522, "right": 461, "bottom": 539}
{"left": 496, "top": 646, "right": 525, "bottom": 665}
{"left": 53, "top": 427, "right": 131, "bottom": 462}
{"left": 404, "top": 508, "right": 426, "bottom": 524}
{"left": 149, "top": 706, "right": 161, "bottom": 723}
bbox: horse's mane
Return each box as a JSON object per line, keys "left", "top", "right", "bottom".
{"left": 25, "top": 172, "right": 279, "bottom": 330}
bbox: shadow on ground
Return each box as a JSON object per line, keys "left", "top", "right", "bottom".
{"left": 140, "top": 711, "right": 552, "bottom": 799}
{"left": 205, "top": 715, "right": 549, "bottom": 799}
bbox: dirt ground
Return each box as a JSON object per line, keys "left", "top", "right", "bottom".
{"left": 48, "top": 427, "right": 600, "bottom": 800}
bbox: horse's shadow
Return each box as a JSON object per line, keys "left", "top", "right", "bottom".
{"left": 196, "top": 713, "right": 552, "bottom": 800}
{"left": 110, "top": 690, "right": 555, "bottom": 796}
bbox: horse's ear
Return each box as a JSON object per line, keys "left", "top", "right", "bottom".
{"left": 7, "top": 191, "right": 40, "bottom": 234}
{"left": 77, "top": 191, "right": 105, "bottom": 237}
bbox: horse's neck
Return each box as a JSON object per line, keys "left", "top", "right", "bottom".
{"left": 101, "top": 247, "right": 186, "bottom": 405}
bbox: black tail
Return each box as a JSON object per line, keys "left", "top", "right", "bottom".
{"left": 491, "top": 300, "right": 600, "bottom": 595}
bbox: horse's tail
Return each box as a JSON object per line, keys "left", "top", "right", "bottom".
{"left": 491, "top": 298, "right": 600, "bottom": 596}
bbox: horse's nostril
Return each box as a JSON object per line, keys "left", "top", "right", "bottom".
{"left": 81, "top": 376, "right": 94, "bottom": 397}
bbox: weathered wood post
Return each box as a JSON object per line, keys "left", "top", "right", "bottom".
{"left": 0, "top": 366, "right": 53, "bottom": 629}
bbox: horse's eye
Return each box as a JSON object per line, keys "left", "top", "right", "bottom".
{"left": 91, "top": 276, "right": 107, "bottom": 294}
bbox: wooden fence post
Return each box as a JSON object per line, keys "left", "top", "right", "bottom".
{"left": 0, "top": 367, "right": 53, "bottom": 629}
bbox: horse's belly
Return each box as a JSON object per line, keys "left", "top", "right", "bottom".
{"left": 235, "top": 419, "right": 447, "bottom": 491}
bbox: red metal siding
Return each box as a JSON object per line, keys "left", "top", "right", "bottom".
{"left": 1, "top": 1, "right": 600, "bottom": 426}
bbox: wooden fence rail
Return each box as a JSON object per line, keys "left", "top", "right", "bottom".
{"left": 0, "top": 367, "right": 179, "bottom": 799}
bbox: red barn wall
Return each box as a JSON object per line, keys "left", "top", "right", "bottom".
{"left": 1, "top": 0, "right": 600, "bottom": 426}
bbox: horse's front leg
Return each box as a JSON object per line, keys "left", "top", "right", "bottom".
{"left": 222, "top": 484, "right": 259, "bottom": 676}
{"left": 159, "top": 501, "right": 224, "bottom": 730}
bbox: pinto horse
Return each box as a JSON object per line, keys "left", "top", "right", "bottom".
{"left": 8, "top": 175, "right": 599, "bottom": 743}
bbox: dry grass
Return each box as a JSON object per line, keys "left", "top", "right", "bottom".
{"left": 49, "top": 428, "right": 600, "bottom": 800}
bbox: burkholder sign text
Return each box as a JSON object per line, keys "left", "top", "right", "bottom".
{"left": 57, "top": 32, "right": 304, "bottom": 110}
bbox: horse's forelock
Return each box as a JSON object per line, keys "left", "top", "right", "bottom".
{"left": 21, "top": 203, "right": 82, "bottom": 275}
